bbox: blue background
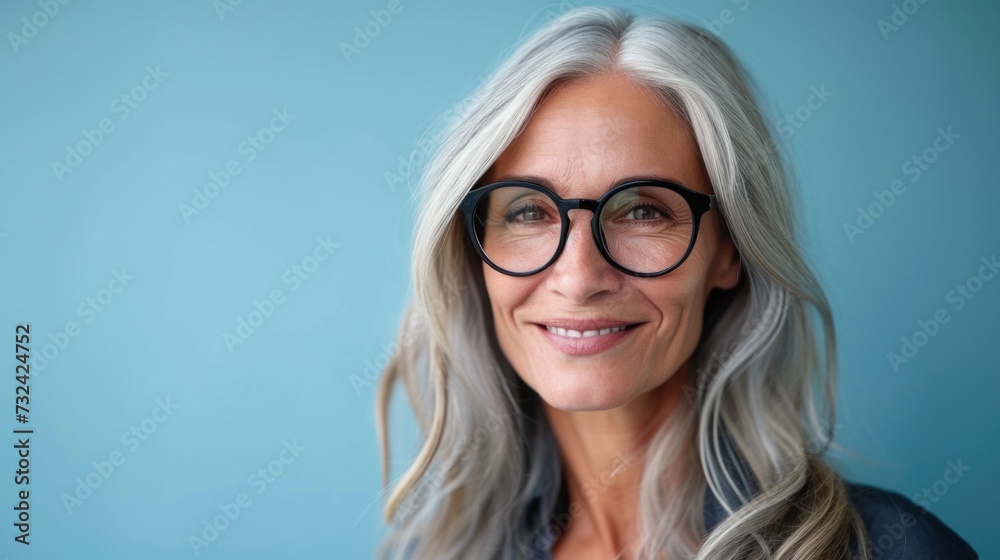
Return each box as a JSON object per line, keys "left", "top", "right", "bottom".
{"left": 0, "top": 0, "right": 996, "bottom": 558}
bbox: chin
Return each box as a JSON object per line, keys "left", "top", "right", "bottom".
{"left": 532, "top": 374, "right": 637, "bottom": 411}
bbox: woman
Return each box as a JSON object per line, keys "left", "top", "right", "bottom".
{"left": 374, "top": 7, "right": 978, "bottom": 559}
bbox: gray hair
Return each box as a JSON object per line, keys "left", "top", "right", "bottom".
{"left": 376, "top": 6, "right": 870, "bottom": 559}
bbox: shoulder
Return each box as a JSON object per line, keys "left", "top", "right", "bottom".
{"left": 844, "top": 481, "right": 978, "bottom": 559}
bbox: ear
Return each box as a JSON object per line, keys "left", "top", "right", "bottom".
{"left": 708, "top": 224, "right": 742, "bottom": 291}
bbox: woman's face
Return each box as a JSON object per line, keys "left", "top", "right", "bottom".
{"left": 480, "top": 72, "right": 741, "bottom": 411}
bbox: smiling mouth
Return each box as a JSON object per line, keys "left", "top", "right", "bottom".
{"left": 534, "top": 321, "right": 639, "bottom": 356}
{"left": 543, "top": 325, "right": 632, "bottom": 338}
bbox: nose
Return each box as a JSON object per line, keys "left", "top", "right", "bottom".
{"left": 543, "top": 209, "right": 622, "bottom": 303}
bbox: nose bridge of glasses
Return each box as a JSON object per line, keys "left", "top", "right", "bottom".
{"left": 561, "top": 199, "right": 606, "bottom": 262}
{"left": 563, "top": 198, "right": 599, "bottom": 213}
{"left": 563, "top": 198, "right": 601, "bottom": 234}
{"left": 563, "top": 198, "right": 601, "bottom": 238}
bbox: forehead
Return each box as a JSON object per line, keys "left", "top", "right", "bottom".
{"left": 484, "top": 72, "right": 710, "bottom": 197}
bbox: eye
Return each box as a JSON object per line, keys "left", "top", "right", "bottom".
{"left": 622, "top": 202, "right": 669, "bottom": 221}
{"left": 505, "top": 203, "right": 554, "bottom": 224}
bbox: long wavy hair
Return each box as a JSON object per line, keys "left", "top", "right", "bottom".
{"left": 375, "top": 6, "right": 870, "bottom": 559}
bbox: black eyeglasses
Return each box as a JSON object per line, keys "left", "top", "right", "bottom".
{"left": 458, "top": 179, "right": 716, "bottom": 277}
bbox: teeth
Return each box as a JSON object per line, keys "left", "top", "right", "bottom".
{"left": 546, "top": 325, "right": 627, "bottom": 338}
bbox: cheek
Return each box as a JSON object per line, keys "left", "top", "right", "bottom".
{"left": 675, "top": 238, "right": 719, "bottom": 304}
{"left": 482, "top": 266, "right": 557, "bottom": 393}
{"left": 645, "top": 258, "right": 715, "bottom": 363}
{"left": 482, "top": 266, "right": 531, "bottom": 349}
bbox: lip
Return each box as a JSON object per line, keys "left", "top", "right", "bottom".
{"left": 537, "top": 318, "right": 637, "bottom": 331}
{"left": 534, "top": 319, "right": 641, "bottom": 356}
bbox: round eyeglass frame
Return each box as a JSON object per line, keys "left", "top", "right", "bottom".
{"left": 458, "top": 179, "right": 717, "bottom": 278}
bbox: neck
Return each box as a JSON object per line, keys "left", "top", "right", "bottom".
{"left": 543, "top": 361, "right": 693, "bottom": 558}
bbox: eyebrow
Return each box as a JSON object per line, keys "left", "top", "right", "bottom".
{"left": 487, "top": 173, "right": 695, "bottom": 194}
